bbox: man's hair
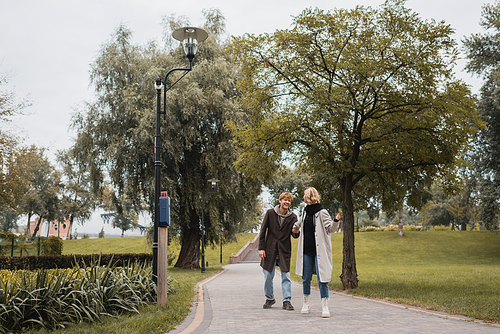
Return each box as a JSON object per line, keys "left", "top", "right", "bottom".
{"left": 303, "top": 187, "right": 321, "bottom": 205}
{"left": 279, "top": 192, "right": 293, "bottom": 202}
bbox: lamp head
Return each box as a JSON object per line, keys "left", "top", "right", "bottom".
{"left": 155, "top": 78, "right": 163, "bottom": 90}
{"left": 172, "top": 27, "right": 208, "bottom": 62}
{"left": 207, "top": 178, "right": 219, "bottom": 189}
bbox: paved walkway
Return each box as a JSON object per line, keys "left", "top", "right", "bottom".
{"left": 169, "top": 262, "right": 500, "bottom": 334}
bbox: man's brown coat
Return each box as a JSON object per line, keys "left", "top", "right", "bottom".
{"left": 258, "top": 207, "right": 298, "bottom": 273}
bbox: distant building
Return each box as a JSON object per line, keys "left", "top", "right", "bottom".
{"left": 28, "top": 219, "right": 71, "bottom": 240}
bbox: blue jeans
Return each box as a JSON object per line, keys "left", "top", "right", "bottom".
{"left": 302, "top": 253, "right": 329, "bottom": 299}
{"left": 263, "top": 258, "right": 291, "bottom": 302}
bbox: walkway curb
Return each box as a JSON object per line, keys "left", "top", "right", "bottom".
{"left": 168, "top": 269, "right": 225, "bottom": 334}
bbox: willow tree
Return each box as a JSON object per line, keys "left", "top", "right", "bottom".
{"left": 56, "top": 148, "right": 96, "bottom": 239}
{"left": 230, "top": 0, "right": 481, "bottom": 289}
{"left": 71, "top": 9, "right": 261, "bottom": 268}
{"left": 463, "top": 1, "right": 500, "bottom": 230}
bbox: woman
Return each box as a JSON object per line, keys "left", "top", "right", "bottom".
{"left": 293, "top": 187, "right": 340, "bottom": 318}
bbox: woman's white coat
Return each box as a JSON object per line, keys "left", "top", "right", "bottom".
{"left": 295, "top": 209, "right": 338, "bottom": 283}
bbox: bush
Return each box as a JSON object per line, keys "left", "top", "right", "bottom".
{"left": 0, "top": 253, "right": 153, "bottom": 270}
{"left": 430, "top": 225, "right": 450, "bottom": 231}
{"left": 167, "top": 252, "right": 176, "bottom": 266}
{"left": 403, "top": 225, "right": 423, "bottom": 231}
{"left": 42, "top": 236, "right": 63, "bottom": 255}
{"left": 357, "top": 225, "right": 423, "bottom": 232}
{"left": 360, "top": 218, "right": 380, "bottom": 227}
{"left": 0, "top": 261, "right": 172, "bottom": 332}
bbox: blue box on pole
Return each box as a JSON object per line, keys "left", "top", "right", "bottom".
{"left": 159, "top": 196, "right": 170, "bottom": 227}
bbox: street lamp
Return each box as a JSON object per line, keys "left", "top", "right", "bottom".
{"left": 201, "top": 178, "right": 219, "bottom": 273}
{"left": 220, "top": 212, "right": 227, "bottom": 264}
{"left": 153, "top": 27, "right": 208, "bottom": 285}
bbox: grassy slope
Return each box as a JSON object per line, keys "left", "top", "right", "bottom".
{"left": 289, "top": 230, "right": 500, "bottom": 322}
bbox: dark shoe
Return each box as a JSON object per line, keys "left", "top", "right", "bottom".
{"left": 263, "top": 299, "right": 276, "bottom": 309}
{"left": 282, "top": 301, "right": 294, "bottom": 311}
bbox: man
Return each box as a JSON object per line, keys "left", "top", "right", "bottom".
{"left": 258, "top": 192, "right": 299, "bottom": 310}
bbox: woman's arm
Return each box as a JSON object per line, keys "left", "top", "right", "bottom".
{"left": 320, "top": 210, "right": 336, "bottom": 234}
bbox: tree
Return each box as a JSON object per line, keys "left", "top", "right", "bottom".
{"left": 71, "top": 9, "right": 261, "bottom": 269}
{"left": 14, "top": 146, "right": 61, "bottom": 238}
{"left": 0, "top": 73, "right": 31, "bottom": 210}
{"left": 109, "top": 191, "right": 138, "bottom": 238}
{"left": 56, "top": 148, "right": 96, "bottom": 239}
{"left": 419, "top": 181, "right": 474, "bottom": 230}
{"left": 463, "top": 1, "right": 500, "bottom": 231}
{"left": 265, "top": 166, "right": 310, "bottom": 210}
{"left": 230, "top": 1, "right": 481, "bottom": 289}
{"left": 0, "top": 207, "right": 18, "bottom": 232}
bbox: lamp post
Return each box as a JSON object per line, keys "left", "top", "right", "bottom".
{"left": 153, "top": 27, "right": 208, "bottom": 286}
{"left": 201, "top": 178, "right": 219, "bottom": 273}
{"left": 220, "top": 225, "right": 223, "bottom": 264}
{"left": 220, "top": 212, "right": 226, "bottom": 264}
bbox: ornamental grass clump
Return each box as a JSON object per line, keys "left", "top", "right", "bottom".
{"left": 0, "top": 260, "right": 175, "bottom": 333}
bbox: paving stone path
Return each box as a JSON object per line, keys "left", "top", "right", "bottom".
{"left": 169, "top": 262, "right": 500, "bottom": 334}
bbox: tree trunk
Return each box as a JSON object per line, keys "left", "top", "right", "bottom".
{"left": 26, "top": 213, "right": 32, "bottom": 237}
{"left": 398, "top": 206, "right": 404, "bottom": 237}
{"left": 32, "top": 216, "right": 43, "bottom": 239}
{"left": 175, "top": 209, "right": 201, "bottom": 269}
{"left": 67, "top": 216, "right": 74, "bottom": 240}
{"left": 339, "top": 176, "right": 358, "bottom": 290}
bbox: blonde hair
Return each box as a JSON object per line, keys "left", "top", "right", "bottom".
{"left": 279, "top": 192, "right": 293, "bottom": 202}
{"left": 303, "top": 187, "right": 320, "bottom": 205}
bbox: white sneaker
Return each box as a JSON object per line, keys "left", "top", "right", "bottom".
{"left": 321, "top": 298, "right": 330, "bottom": 318}
{"left": 301, "top": 295, "right": 310, "bottom": 314}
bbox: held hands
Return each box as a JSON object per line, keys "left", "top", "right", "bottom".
{"left": 259, "top": 250, "right": 266, "bottom": 260}
{"left": 292, "top": 228, "right": 299, "bottom": 234}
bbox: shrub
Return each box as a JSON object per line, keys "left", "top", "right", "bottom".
{"left": 0, "top": 253, "right": 153, "bottom": 271}
{"left": 167, "top": 252, "right": 176, "bottom": 266}
{"left": 360, "top": 218, "right": 380, "bottom": 228}
{"left": 403, "top": 225, "right": 423, "bottom": 231}
{"left": 42, "top": 236, "right": 63, "bottom": 255}
{"left": 0, "top": 261, "right": 173, "bottom": 332}
{"left": 430, "top": 225, "right": 450, "bottom": 231}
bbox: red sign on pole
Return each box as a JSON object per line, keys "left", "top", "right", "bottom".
{"left": 161, "top": 191, "right": 168, "bottom": 197}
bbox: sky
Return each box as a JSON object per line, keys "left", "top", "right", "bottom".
{"left": 0, "top": 0, "right": 488, "bottom": 236}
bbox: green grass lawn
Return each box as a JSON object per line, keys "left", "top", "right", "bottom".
{"left": 290, "top": 230, "right": 500, "bottom": 323}
{"left": 62, "top": 236, "right": 152, "bottom": 255}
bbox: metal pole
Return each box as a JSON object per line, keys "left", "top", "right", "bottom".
{"left": 153, "top": 68, "right": 190, "bottom": 285}
{"left": 153, "top": 78, "right": 162, "bottom": 285}
{"left": 201, "top": 194, "right": 206, "bottom": 273}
